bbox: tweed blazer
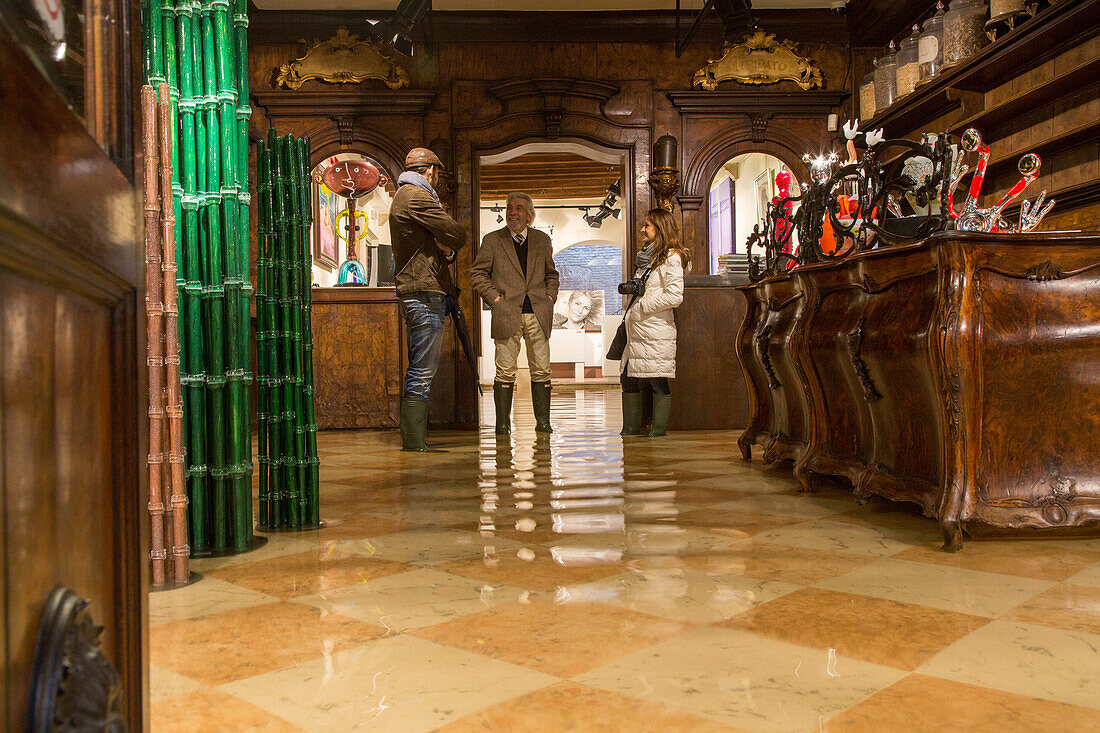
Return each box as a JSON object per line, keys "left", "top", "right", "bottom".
{"left": 470, "top": 226, "right": 560, "bottom": 340}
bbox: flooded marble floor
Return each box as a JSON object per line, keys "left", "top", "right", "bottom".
{"left": 150, "top": 389, "right": 1100, "bottom": 732}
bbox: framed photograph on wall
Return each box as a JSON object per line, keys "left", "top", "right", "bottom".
{"left": 313, "top": 182, "right": 340, "bottom": 269}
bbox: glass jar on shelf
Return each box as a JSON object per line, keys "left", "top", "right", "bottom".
{"left": 897, "top": 24, "right": 922, "bottom": 96}
{"left": 860, "top": 71, "right": 876, "bottom": 120}
{"left": 919, "top": 2, "right": 946, "bottom": 84}
{"left": 874, "top": 41, "right": 898, "bottom": 112}
{"left": 944, "top": 0, "right": 989, "bottom": 67}
{"left": 989, "top": 0, "right": 1026, "bottom": 20}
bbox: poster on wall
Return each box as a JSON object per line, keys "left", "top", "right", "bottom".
{"left": 553, "top": 290, "right": 604, "bottom": 331}
{"left": 314, "top": 183, "right": 340, "bottom": 269}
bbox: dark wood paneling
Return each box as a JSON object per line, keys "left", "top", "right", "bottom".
{"left": 249, "top": 15, "right": 862, "bottom": 431}
{"left": 1, "top": 21, "right": 143, "bottom": 732}
{"left": 670, "top": 283, "right": 749, "bottom": 430}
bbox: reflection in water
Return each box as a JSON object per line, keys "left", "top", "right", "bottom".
{"left": 476, "top": 389, "right": 695, "bottom": 585}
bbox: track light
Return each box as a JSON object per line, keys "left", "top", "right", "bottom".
{"left": 583, "top": 177, "right": 623, "bottom": 228}
{"left": 368, "top": 0, "right": 431, "bottom": 57}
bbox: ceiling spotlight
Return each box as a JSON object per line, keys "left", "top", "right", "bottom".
{"left": 583, "top": 177, "right": 623, "bottom": 228}
{"left": 368, "top": 0, "right": 431, "bottom": 57}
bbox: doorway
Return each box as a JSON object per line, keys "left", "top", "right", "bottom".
{"left": 707, "top": 153, "right": 800, "bottom": 275}
{"left": 475, "top": 141, "right": 630, "bottom": 386}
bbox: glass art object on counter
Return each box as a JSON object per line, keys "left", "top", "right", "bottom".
{"left": 860, "top": 71, "right": 876, "bottom": 119}
{"left": 944, "top": 0, "right": 989, "bottom": 67}
{"left": 919, "top": 3, "right": 947, "bottom": 83}
{"left": 319, "top": 159, "right": 387, "bottom": 287}
{"left": 874, "top": 42, "right": 898, "bottom": 112}
{"left": 897, "top": 25, "right": 922, "bottom": 97}
{"left": 948, "top": 128, "right": 1054, "bottom": 232}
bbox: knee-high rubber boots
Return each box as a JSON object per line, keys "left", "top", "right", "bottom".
{"left": 649, "top": 392, "right": 672, "bottom": 437}
{"left": 620, "top": 392, "right": 644, "bottom": 436}
{"left": 531, "top": 381, "right": 553, "bottom": 433}
{"left": 493, "top": 381, "right": 513, "bottom": 435}
{"left": 400, "top": 397, "right": 441, "bottom": 452}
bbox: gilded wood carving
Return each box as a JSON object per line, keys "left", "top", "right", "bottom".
{"left": 276, "top": 29, "right": 409, "bottom": 90}
{"left": 693, "top": 30, "right": 823, "bottom": 91}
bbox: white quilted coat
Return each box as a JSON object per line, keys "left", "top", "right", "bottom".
{"left": 623, "top": 252, "right": 684, "bottom": 378}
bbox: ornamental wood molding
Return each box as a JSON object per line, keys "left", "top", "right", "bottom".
{"left": 251, "top": 89, "right": 436, "bottom": 118}
{"left": 667, "top": 89, "right": 848, "bottom": 116}
{"left": 693, "top": 30, "right": 823, "bottom": 91}
{"left": 275, "top": 28, "right": 410, "bottom": 90}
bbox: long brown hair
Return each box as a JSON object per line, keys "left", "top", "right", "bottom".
{"left": 644, "top": 208, "right": 692, "bottom": 271}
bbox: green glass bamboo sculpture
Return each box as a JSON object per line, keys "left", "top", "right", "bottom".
{"left": 143, "top": 0, "right": 256, "bottom": 555}
{"left": 255, "top": 131, "right": 321, "bottom": 529}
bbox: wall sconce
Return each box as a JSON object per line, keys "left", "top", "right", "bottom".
{"left": 649, "top": 134, "right": 681, "bottom": 213}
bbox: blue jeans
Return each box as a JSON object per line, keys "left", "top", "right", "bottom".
{"left": 400, "top": 292, "right": 447, "bottom": 400}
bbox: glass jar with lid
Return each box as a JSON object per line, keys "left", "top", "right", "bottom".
{"left": 919, "top": 2, "right": 946, "bottom": 83}
{"left": 874, "top": 41, "right": 898, "bottom": 112}
{"left": 897, "top": 25, "right": 922, "bottom": 96}
{"left": 860, "top": 71, "right": 876, "bottom": 120}
{"left": 990, "top": 0, "right": 1026, "bottom": 21}
{"left": 944, "top": 0, "right": 989, "bottom": 67}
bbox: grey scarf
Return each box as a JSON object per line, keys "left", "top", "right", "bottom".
{"left": 397, "top": 170, "right": 441, "bottom": 204}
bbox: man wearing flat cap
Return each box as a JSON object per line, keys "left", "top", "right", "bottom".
{"left": 389, "top": 147, "right": 467, "bottom": 451}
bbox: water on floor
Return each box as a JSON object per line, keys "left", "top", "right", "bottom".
{"left": 150, "top": 389, "right": 1100, "bottom": 732}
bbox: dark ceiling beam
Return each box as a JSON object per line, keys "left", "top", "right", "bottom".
{"left": 845, "top": 0, "right": 935, "bottom": 47}
{"left": 247, "top": 7, "right": 848, "bottom": 46}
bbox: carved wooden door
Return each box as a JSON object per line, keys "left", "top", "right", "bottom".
{"left": 0, "top": 3, "right": 144, "bottom": 729}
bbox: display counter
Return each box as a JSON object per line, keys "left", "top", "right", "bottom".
{"left": 736, "top": 232, "right": 1100, "bottom": 550}
{"left": 670, "top": 274, "right": 750, "bottom": 430}
{"left": 311, "top": 287, "right": 405, "bottom": 429}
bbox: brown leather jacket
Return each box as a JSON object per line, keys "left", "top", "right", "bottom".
{"left": 388, "top": 183, "right": 467, "bottom": 297}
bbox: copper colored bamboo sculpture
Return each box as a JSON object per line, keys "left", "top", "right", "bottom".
{"left": 143, "top": 83, "right": 191, "bottom": 587}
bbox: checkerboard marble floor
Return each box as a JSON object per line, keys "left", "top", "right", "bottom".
{"left": 150, "top": 389, "right": 1100, "bottom": 732}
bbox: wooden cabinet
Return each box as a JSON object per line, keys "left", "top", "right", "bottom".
{"left": 311, "top": 288, "right": 406, "bottom": 429}
{"left": 737, "top": 232, "right": 1100, "bottom": 550}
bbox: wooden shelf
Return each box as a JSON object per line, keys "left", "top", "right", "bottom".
{"left": 951, "top": 57, "right": 1100, "bottom": 136}
{"left": 1002, "top": 176, "right": 1100, "bottom": 218}
{"left": 987, "top": 117, "right": 1100, "bottom": 178}
{"left": 865, "top": 0, "right": 1100, "bottom": 136}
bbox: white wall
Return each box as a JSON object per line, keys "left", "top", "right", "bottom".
{"left": 477, "top": 197, "right": 625, "bottom": 258}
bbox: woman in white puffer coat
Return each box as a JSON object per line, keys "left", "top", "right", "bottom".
{"left": 621, "top": 207, "right": 691, "bottom": 437}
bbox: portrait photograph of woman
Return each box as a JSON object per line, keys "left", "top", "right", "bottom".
{"left": 552, "top": 289, "right": 604, "bottom": 331}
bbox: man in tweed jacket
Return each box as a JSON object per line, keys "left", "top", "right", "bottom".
{"left": 470, "top": 192, "right": 559, "bottom": 434}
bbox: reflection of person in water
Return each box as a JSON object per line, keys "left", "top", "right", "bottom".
{"left": 553, "top": 290, "right": 602, "bottom": 331}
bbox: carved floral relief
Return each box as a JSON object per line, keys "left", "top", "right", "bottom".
{"left": 276, "top": 28, "right": 410, "bottom": 90}
{"left": 693, "top": 30, "right": 823, "bottom": 91}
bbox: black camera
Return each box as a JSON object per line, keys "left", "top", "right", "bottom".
{"left": 618, "top": 278, "right": 646, "bottom": 296}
